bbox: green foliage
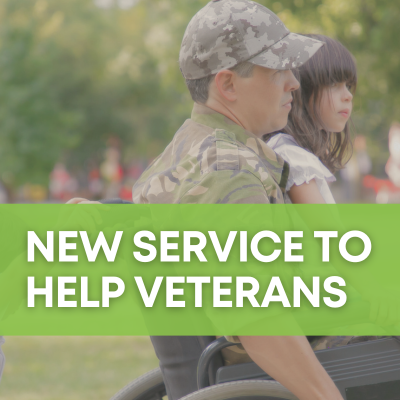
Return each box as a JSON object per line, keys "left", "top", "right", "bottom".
{"left": 0, "top": 0, "right": 397, "bottom": 186}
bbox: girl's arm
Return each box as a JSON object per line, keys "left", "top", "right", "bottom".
{"left": 288, "top": 179, "right": 326, "bottom": 204}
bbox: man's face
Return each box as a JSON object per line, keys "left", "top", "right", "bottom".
{"left": 235, "top": 65, "right": 300, "bottom": 136}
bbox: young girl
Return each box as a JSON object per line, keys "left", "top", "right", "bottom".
{"left": 266, "top": 34, "right": 356, "bottom": 204}
{"left": 267, "top": 35, "right": 363, "bottom": 351}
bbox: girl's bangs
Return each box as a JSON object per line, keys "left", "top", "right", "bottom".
{"left": 328, "top": 44, "right": 357, "bottom": 89}
{"left": 302, "top": 34, "right": 358, "bottom": 90}
{"left": 322, "top": 37, "right": 357, "bottom": 89}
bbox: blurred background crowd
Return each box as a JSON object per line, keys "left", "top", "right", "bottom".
{"left": 0, "top": 0, "right": 399, "bottom": 204}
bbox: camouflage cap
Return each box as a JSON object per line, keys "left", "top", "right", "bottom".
{"left": 179, "top": 0, "right": 324, "bottom": 79}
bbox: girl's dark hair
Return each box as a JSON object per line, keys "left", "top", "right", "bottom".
{"left": 268, "top": 34, "right": 357, "bottom": 172}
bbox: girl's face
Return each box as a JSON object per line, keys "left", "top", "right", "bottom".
{"left": 319, "top": 82, "right": 353, "bottom": 133}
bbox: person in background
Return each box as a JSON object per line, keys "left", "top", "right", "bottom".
{"left": 386, "top": 123, "right": 400, "bottom": 187}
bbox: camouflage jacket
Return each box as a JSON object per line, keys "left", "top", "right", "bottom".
{"left": 132, "top": 103, "right": 289, "bottom": 204}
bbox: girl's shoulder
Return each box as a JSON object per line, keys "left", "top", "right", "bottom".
{"left": 267, "top": 133, "right": 323, "bottom": 168}
{"left": 267, "top": 132, "right": 336, "bottom": 190}
{"left": 267, "top": 132, "right": 314, "bottom": 155}
{"left": 267, "top": 132, "right": 299, "bottom": 149}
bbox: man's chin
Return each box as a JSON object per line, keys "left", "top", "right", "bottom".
{"left": 269, "top": 119, "right": 288, "bottom": 134}
{"left": 261, "top": 115, "right": 288, "bottom": 136}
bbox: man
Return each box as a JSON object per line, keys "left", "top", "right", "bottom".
{"left": 131, "top": 1, "right": 343, "bottom": 399}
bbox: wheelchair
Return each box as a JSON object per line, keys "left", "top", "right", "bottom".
{"left": 100, "top": 199, "right": 400, "bottom": 399}
{"left": 110, "top": 336, "right": 400, "bottom": 400}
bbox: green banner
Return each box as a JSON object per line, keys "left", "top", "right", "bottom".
{"left": 0, "top": 204, "right": 399, "bottom": 336}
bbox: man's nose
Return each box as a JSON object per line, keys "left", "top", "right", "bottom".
{"left": 287, "top": 70, "right": 300, "bottom": 91}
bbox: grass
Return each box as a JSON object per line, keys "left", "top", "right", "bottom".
{"left": 0, "top": 336, "right": 159, "bottom": 400}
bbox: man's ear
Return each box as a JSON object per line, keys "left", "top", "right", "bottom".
{"left": 213, "top": 70, "right": 237, "bottom": 102}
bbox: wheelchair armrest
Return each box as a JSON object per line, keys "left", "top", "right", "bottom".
{"left": 197, "top": 337, "right": 238, "bottom": 390}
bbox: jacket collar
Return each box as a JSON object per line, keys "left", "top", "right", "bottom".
{"left": 191, "top": 103, "right": 289, "bottom": 192}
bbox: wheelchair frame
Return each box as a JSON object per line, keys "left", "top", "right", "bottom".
{"left": 111, "top": 336, "right": 400, "bottom": 400}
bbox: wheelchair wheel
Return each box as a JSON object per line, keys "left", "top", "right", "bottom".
{"left": 179, "top": 380, "right": 298, "bottom": 400}
{"left": 110, "top": 368, "right": 166, "bottom": 400}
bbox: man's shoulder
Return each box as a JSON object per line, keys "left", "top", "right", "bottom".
{"left": 132, "top": 119, "right": 285, "bottom": 204}
{"left": 131, "top": 118, "right": 217, "bottom": 203}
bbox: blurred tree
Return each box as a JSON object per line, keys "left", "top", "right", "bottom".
{"left": 0, "top": 0, "right": 104, "bottom": 186}
{"left": 0, "top": 0, "right": 168, "bottom": 188}
{"left": 0, "top": 0, "right": 398, "bottom": 191}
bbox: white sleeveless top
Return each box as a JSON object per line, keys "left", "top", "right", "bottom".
{"left": 267, "top": 133, "right": 336, "bottom": 204}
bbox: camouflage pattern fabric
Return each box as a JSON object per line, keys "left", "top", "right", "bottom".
{"left": 218, "top": 335, "right": 253, "bottom": 366}
{"left": 309, "top": 336, "right": 387, "bottom": 351}
{"left": 179, "top": 0, "right": 324, "bottom": 79}
{"left": 132, "top": 103, "right": 289, "bottom": 367}
{"left": 132, "top": 103, "right": 289, "bottom": 204}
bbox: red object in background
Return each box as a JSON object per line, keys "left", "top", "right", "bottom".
{"left": 116, "top": 164, "right": 124, "bottom": 182}
{"left": 89, "top": 168, "right": 100, "bottom": 180}
{"left": 363, "top": 175, "right": 400, "bottom": 194}
{"left": 119, "top": 185, "right": 132, "bottom": 201}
